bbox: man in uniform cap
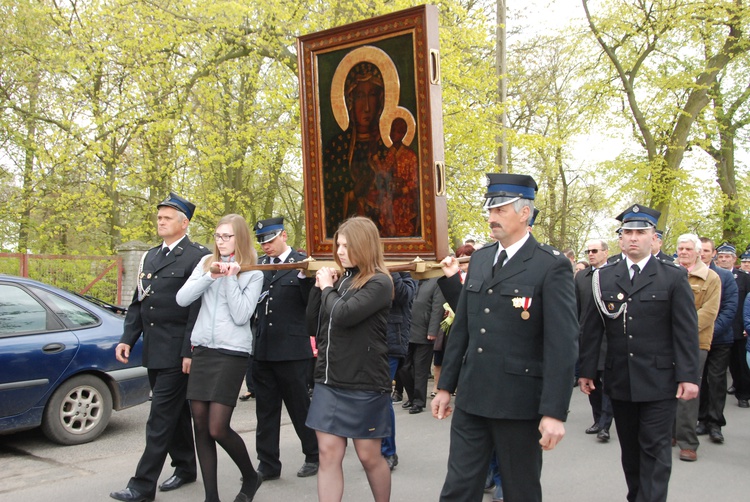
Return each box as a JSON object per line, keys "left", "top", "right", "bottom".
{"left": 111, "top": 193, "right": 210, "bottom": 502}
{"left": 653, "top": 229, "right": 674, "bottom": 262}
{"left": 251, "top": 217, "right": 320, "bottom": 480}
{"left": 713, "top": 243, "right": 750, "bottom": 408}
{"left": 579, "top": 204, "right": 699, "bottom": 502}
{"left": 740, "top": 248, "right": 750, "bottom": 273}
{"left": 608, "top": 228, "right": 626, "bottom": 264}
{"left": 528, "top": 208, "right": 540, "bottom": 229}
{"left": 432, "top": 173, "right": 578, "bottom": 502}
{"left": 696, "top": 239, "right": 738, "bottom": 442}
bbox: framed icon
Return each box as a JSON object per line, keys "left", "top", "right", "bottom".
{"left": 297, "top": 4, "right": 449, "bottom": 261}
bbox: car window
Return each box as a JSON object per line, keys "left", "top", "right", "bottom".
{"left": 0, "top": 284, "right": 61, "bottom": 334}
{"left": 31, "top": 287, "right": 100, "bottom": 329}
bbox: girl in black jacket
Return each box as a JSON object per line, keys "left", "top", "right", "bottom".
{"left": 306, "top": 216, "right": 394, "bottom": 502}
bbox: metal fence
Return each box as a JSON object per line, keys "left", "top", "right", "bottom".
{"left": 0, "top": 253, "right": 123, "bottom": 305}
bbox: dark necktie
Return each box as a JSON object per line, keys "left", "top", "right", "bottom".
{"left": 272, "top": 256, "right": 281, "bottom": 277}
{"left": 153, "top": 246, "right": 168, "bottom": 268}
{"left": 493, "top": 250, "right": 508, "bottom": 277}
{"left": 630, "top": 263, "right": 640, "bottom": 285}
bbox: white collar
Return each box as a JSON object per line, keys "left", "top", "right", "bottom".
{"left": 161, "top": 235, "right": 187, "bottom": 253}
{"left": 495, "top": 231, "right": 530, "bottom": 266}
{"left": 273, "top": 246, "right": 292, "bottom": 263}
{"left": 625, "top": 254, "right": 651, "bottom": 273}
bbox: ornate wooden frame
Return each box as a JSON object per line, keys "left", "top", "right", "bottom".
{"left": 297, "top": 5, "right": 448, "bottom": 261}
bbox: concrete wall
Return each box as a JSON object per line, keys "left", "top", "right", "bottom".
{"left": 115, "top": 240, "right": 150, "bottom": 307}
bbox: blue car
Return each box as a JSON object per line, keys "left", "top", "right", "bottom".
{"left": 0, "top": 275, "right": 150, "bottom": 445}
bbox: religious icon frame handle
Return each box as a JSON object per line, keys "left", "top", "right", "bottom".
{"left": 435, "top": 161, "right": 446, "bottom": 196}
{"left": 430, "top": 49, "right": 441, "bottom": 85}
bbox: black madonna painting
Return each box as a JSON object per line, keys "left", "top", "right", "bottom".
{"left": 298, "top": 5, "right": 449, "bottom": 261}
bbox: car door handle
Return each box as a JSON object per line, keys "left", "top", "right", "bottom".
{"left": 42, "top": 343, "right": 66, "bottom": 353}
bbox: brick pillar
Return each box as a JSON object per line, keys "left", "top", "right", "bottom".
{"left": 115, "top": 240, "right": 151, "bottom": 307}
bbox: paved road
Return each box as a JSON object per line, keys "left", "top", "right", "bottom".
{"left": 2, "top": 388, "right": 748, "bottom": 501}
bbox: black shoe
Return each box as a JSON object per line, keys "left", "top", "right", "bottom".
{"left": 110, "top": 488, "right": 152, "bottom": 502}
{"left": 159, "top": 475, "right": 196, "bottom": 492}
{"left": 234, "top": 474, "right": 263, "bottom": 502}
{"left": 696, "top": 422, "right": 709, "bottom": 435}
{"left": 391, "top": 391, "right": 402, "bottom": 403}
{"left": 585, "top": 423, "right": 601, "bottom": 434}
{"left": 257, "top": 467, "right": 280, "bottom": 481}
{"left": 384, "top": 453, "right": 398, "bottom": 470}
{"left": 296, "top": 462, "right": 319, "bottom": 477}
{"left": 401, "top": 400, "right": 412, "bottom": 409}
{"left": 738, "top": 399, "right": 749, "bottom": 408}
{"left": 727, "top": 385, "right": 736, "bottom": 395}
{"left": 709, "top": 427, "right": 724, "bottom": 444}
{"left": 409, "top": 405, "right": 424, "bottom": 414}
{"left": 239, "top": 392, "right": 255, "bottom": 401}
{"left": 597, "top": 429, "right": 610, "bottom": 442}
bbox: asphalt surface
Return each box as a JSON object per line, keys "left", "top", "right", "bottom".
{"left": 2, "top": 386, "right": 748, "bottom": 501}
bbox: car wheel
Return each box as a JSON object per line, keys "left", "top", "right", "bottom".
{"left": 41, "top": 374, "right": 113, "bottom": 445}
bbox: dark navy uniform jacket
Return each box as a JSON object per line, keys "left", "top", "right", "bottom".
{"left": 580, "top": 257, "right": 700, "bottom": 402}
{"left": 120, "top": 237, "right": 210, "bottom": 369}
{"left": 439, "top": 234, "right": 579, "bottom": 422}
{"left": 253, "top": 249, "right": 314, "bottom": 361}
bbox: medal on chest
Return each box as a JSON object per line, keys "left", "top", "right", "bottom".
{"left": 512, "top": 297, "right": 532, "bottom": 320}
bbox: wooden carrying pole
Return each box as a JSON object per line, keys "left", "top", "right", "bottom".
{"left": 209, "top": 256, "right": 469, "bottom": 279}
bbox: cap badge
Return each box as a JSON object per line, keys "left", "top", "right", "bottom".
{"left": 633, "top": 206, "right": 640, "bottom": 213}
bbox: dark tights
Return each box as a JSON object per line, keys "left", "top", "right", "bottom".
{"left": 190, "top": 400, "right": 258, "bottom": 502}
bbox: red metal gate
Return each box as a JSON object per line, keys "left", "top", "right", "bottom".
{"left": 0, "top": 253, "right": 123, "bottom": 305}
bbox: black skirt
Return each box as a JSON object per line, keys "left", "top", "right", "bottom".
{"left": 187, "top": 346, "right": 249, "bottom": 407}
{"left": 306, "top": 383, "right": 392, "bottom": 439}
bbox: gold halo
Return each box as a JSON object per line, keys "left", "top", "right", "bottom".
{"left": 380, "top": 106, "right": 416, "bottom": 148}
{"left": 330, "top": 46, "right": 416, "bottom": 147}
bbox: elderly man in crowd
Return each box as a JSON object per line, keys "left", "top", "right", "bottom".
{"left": 672, "top": 234, "right": 720, "bottom": 462}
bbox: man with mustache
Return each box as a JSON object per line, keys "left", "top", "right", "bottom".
{"left": 432, "top": 173, "right": 578, "bottom": 502}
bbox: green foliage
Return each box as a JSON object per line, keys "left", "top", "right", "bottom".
{"left": 0, "top": 0, "right": 748, "bottom": 262}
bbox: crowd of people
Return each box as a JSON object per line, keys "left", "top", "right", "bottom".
{"left": 108, "top": 177, "right": 750, "bottom": 502}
